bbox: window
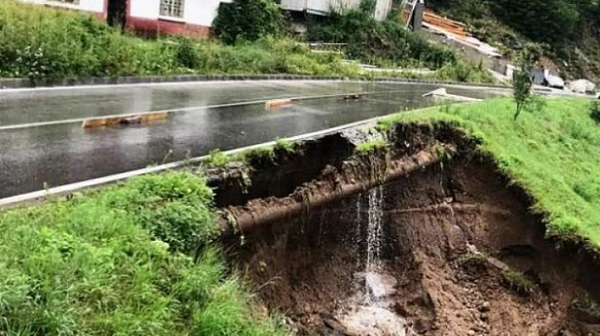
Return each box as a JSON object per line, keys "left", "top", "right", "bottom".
{"left": 160, "top": 0, "right": 185, "bottom": 18}
{"left": 48, "top": 0, "right": 80, "bottom": 4}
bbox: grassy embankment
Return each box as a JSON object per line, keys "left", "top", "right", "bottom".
{"left": 0, "top": 0, "right": 493, "bottom": 83}
{"left": 381, "top": 98, "right": 600, "bottom": 248}
{"left": 0, "top": 1, "right": 361, "bottom": 80}
{"left": 0, "top": 172, "right": 287, "bottom": 335}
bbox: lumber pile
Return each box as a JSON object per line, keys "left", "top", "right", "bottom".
{"left": 423, "top": 10, "right": 467, "bottom": 37}
{"left": 422, "top": 10, "right": 502, "bottom": 58}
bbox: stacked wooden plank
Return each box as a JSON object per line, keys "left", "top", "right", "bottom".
{"left": 423, "top": 10, "right": 468, "bottom": 37}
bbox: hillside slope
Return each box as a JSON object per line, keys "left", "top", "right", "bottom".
{"left": 385, "top": 98, "right": 600, "bottom": 248}
{"left": 426, "top": 0, "right": 600, "bottom": 82}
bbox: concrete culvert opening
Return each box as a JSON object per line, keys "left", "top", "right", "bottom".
{"left": 216, "top": 124, "right": 600, "bottom": 336}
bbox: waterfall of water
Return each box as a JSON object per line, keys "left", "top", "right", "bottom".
{"left": 339, "top": 186, "right": 413, "bottom": 336}
{"left": 354, "top": 196, "right": 363, "bottom": 269}
{"left": 365, "top": 185, "right": 384, "bottom": 304}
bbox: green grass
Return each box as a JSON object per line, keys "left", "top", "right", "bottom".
{"left": 0, "top": 171, "right": 286, "bottom": 336}
{"left": 274, "top": 138, "right": 295, "bottom": 154}
{"left": 383, "top": 98, "right": 600, "bottom": 248}
{"left": 207, "top": 149, "right": 231, "bottom": 168}
{"left": 355, "top": 138, "right": 389, "bottom": 153}
{"left": 0, "top": 0, "right": 495, "bottom": 83}
{"left": 0, "top": 1, "right": 363, "bottom": 80}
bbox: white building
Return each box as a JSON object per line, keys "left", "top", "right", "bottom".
{"left": 19, "top": 0, "right": 232, "bottom": 37}
{"left": 281, "top": 0, "right": 393, "bottom": 21}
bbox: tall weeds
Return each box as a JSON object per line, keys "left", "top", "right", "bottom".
{"left": 0, "top": 171, "right": 287, "bottom": 335}
{"left": 0, "top": 1, "right": 360, "bottom": 80}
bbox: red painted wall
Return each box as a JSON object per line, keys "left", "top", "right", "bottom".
{"left": 126, "top": 17, "right": 211, "bottom": 38}
{"left": 123, "top": 0, "right": 210, "bottom": 38}
{"left": 50, "top": 0, "right": 211, "bottom": 38}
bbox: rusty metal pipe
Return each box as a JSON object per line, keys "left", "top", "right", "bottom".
{"left": 218, "top": 148, "right": 447, "bottom": 234}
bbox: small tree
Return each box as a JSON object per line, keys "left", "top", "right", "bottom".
{"left": 590, "top": 100, "right": 600, "bottom": 124}
{"left": 212, "top": 0, "right": 282, "bottom": 44}
{"left": 512, "top": 51, "right": 536, "bottom": 120}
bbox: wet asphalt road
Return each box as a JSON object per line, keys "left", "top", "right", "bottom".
{"left": 0, "top": 80, "right": 502, "bottom": 198}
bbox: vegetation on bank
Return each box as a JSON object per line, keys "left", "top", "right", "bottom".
{"left": 384, "top": 98, "right": 600, "bottom": 248}
{"left": 0, "top": 171, "right": 286, "bottom": 335}
{"left": 0, "top": 1, "right": 360, "bottom": 81}
{"left": 0, "top": 0, "right": 494, "bottom": 83}
{"left": 426, "top": 0, "right": 600, "bottom": 81}
{"left": 306, "top": 0, "right": 493, "bottom": 83}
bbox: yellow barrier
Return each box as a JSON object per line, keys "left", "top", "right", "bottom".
{"left": 265, "top": 99, "right": 292, "bottom": 109}
{"left": 82, "top": 112, "right": 169, "bottom": 128}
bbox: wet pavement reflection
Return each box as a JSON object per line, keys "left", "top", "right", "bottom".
{"left": 0, "top": 81, "right": 503, "bottom": 198}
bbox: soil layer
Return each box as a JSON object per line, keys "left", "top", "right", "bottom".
{"left": 221, "top": 126, "right": 600, "bottom": 336}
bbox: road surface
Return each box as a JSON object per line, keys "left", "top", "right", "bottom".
{"left": 0, "top": 80, "right": 502, "bottom": 198}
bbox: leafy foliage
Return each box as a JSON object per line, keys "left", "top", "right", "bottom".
{"left": 436, "top": 59, "right": 493, "bottom": 83}
{"left": 0, "top": 1, "right": 362, "bottom": 80}
{"left": 355, "top": 138, "right": 389, "bottom": 153}
{"left": 306, "top": 0, "right": 492, "bottom": 82}
{"left": 0, "top": 171, "right": 286, "bottom": 335}
{"left": 207, "top": 149, "right": 231, "bottom": 168}
{"left": 427, "top": 0, "right": 593, "bottom": 45}
{"left": 274, "top": 138, "right": 296, "bottom": 154}
{"left": 175, "top": 36, "right": 201, "bottom": 69}
{"left": 426, "top": 0, "right": 600, "bottom": 80}
{"left": 590, "top": 100, "right": 600, "bottom": 124}
{"left": 512, "top": 56, "right": 534, "bottom": 120}
{"left": 212, "top": 0, "right": 283, "bottom": 44}
{"left": 307, "top": 1, "right": 456, "bottom": 70}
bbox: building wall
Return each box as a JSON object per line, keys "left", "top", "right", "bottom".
{"left": 17, "top": 0, "right": 225, "bottom": 37}
{"left": 128, "top": 0, "right": 224, "bottom": 37}
{"left": 373, "top": 0, "right": 391, "bottom": 21}
{"left": 281, "top": 0, "right": 389, "bottom": 20}
{"left": 20, "top": 0, "right": 104, "bottom": 13}
{"left": 129, "top": 0, "right": 224, "bottom": 27}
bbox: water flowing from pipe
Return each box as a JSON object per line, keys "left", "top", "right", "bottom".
{"left": 365, "top": 185, "right": 384, "bottom": 305}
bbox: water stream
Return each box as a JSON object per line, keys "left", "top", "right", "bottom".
{"left": 365, "top": 185, "right": 385, "bottom": 304}
{"left": 338, "top": 186, "right": 414, "bottom": 336}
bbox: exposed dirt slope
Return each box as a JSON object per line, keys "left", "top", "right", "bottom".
{"left": 219, "top": 126, "right": 600, "bottom": 335}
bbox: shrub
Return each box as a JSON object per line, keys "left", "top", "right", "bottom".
{"left": 512, "top": 52, "right": 535, "bottom": 120}
{"left": 307, "top": 1, "right": 457, "bottom": 70}
{"left": 0, "top": 171, "right": 286, "bottom": 336}
{"left": 590, "top": 100, "right": 600, "bottom": 124}
{"left": 207, "top": 149, "right": 231, "bottom": 167}
{"left": 175, "top": 37, "right": 201, "bottom": 69}
{"left": 212, "top": 0, "right": 283, "bottom": 44}
{"left": 436, "top": 60, "right": 493, "bottom": 83}
{"left": 103, "top": 172, "right": 217, "bottom": 254}
{"left": 0, "top": 1, "right": 357, "bottom": 80}
{"left": 274, "top": 138, "right": 295, "bottom": 154}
